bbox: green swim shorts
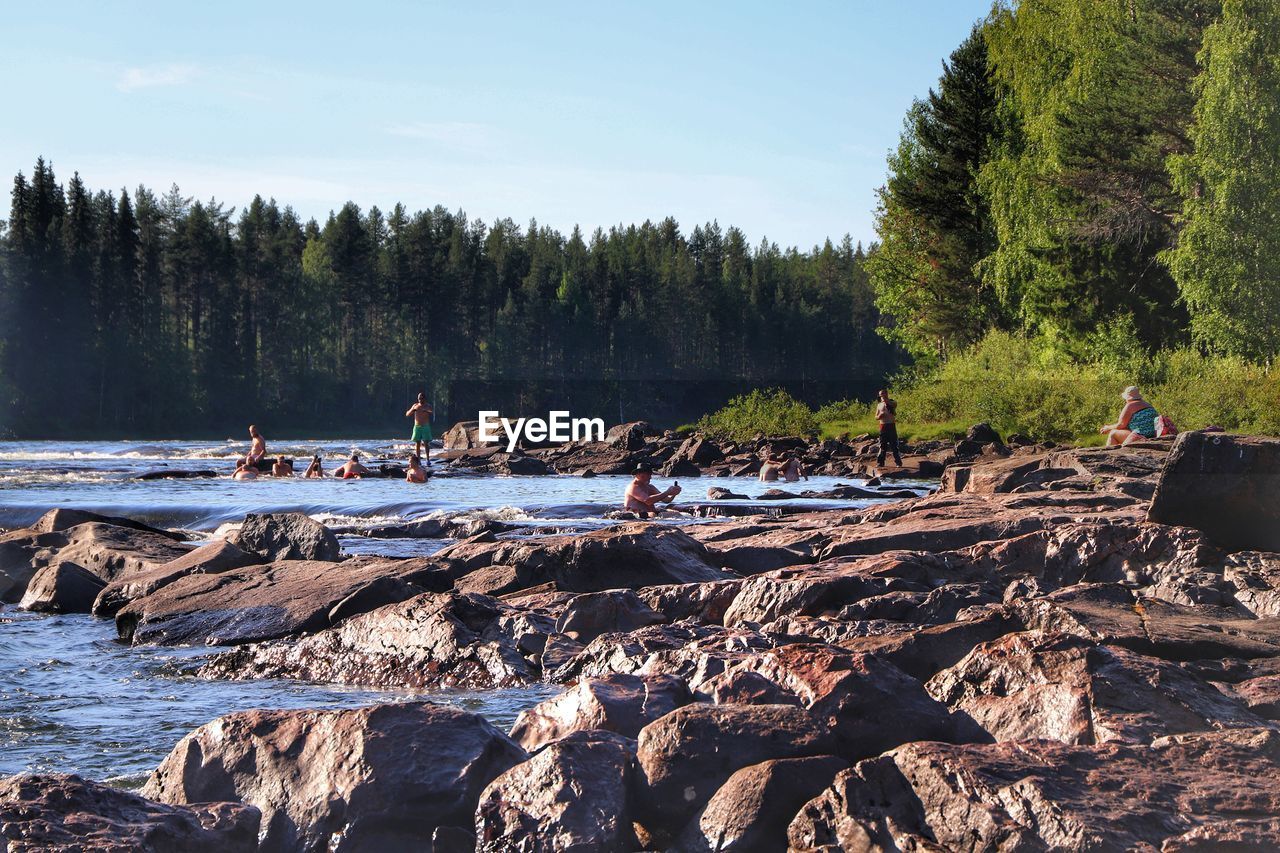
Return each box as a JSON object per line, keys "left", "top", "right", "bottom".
{"left": 411, "top": 423, "right": 433, "bottom": 442}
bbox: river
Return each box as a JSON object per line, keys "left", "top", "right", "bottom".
{"left": 0, "top": 438, "right": 926, "bottom": 787}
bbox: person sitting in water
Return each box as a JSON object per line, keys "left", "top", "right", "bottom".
{"left": 406, "top": 453, "right": 429, "bottom": 483}
{"left": 1101, "top": 386, "right": 1159, "bottom": 446}
{"left": 303, "top": 455, "right": 324, "bottom": 478}
{"left": 246, "top": 424, "right": 267, "bottom": 466}
{"left": 233, "top": 458, "right": 258, "bottom": 480}
{"left": 624, "top": 463, "right": 681, "bottom": 517}
{"left": 334, "top": 453, "right": 370, "bottom": 479}
{"left": 780, "top": 453, "right": 808, "bottom": 483}
{"left": 271, "top": 456, "right": 293, "bottom": 477}
{"left": 759, "top": 455, "right": 785, "bottom": 482}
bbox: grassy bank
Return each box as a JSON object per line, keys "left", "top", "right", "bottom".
{"left": 698, "top": 333, "right": 1280, "bottom": 444}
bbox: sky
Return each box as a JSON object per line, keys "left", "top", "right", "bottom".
{"left": 3, "top": 1, "right": 993, "bottom": 250}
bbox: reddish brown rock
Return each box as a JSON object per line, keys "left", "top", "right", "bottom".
{"left": 475, "top": 730, "right": 638, "bottom": 852}
{"left": 636, "top": 580, "right": 742, "bottom": 624}
{"left": 28, "top": 508, "right": 180, "bottom": 538}
{"left": 672, "top": 756, "right": 848, "bottom": 853}
{"left": 92, "top": 539, "right": 262, "bottom": 616}
{"left": 788, "top": 727, "right": 1280, "bottom": 852}
{"left": 144, "top": 702, "right": 526, "bottom": 853}
{"left": 555, "top": 588, "right": 666, "bottom": 642}
{"left": 41, "top": 522, "right": 189, "bottom": 585}
{"left": 509, "top": 673, "right": 692, "bottom": 751}
{"left": 0, "top": 773, "right": 258, "bottom": 853}
{"left": 926, "top": 631, "right": 1267, "bottom": 744}
{"left": 18, "top": 562, "right": 105, "bottom": 613}
{"left": 116, "top": 556, "right": 447, "bottom": 646}
{"left": 635, "top": 703, "right": 839, "bottom": 839}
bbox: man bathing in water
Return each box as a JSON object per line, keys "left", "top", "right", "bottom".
{"left": 246, "top": 424, "right": 267, "bottom": 467}
{"left": 233, "top": 458, "right": 258, "bottom": 480}
{"left": 334, "top": 453, "right": 370, "bottom": 479}
{"left": 760, "top": 452, "right": 807, "bottom": 483}
{"left": 624, "top": 463, "right": 682, "bottom": 517}
{"left": 406, "top": 454, "right": 429, "bottom": 483}
{"left": 406, "top": 393, "right": 434, "bottom": 465}
{"left": 271, "top": 456, "right": 293, "bottom": 477}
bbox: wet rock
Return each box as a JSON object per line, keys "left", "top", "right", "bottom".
{"left": 92, "top": 539, "right": 262, "bottom": 616}
{"left": 926, "top": 631, "right": 1267, "bottom": 744}
{"left": 788, "top": 727, "right": 1280, "bottom": 852}
{"left": 672, "top": 756, "right": 848, "bottom": 853}
{"left": 433, "top": 523, "right": 735, "bottom": 594}
{"left": 18, "top": 562, "right": 105, "bottom": 613}
{"left": 29, "top": 508, "right": 180, "bottom": 538}
{"left": 117, "top": 556, "right": 446, "bottom": 646}
{"left": 556, "top": 589, "right": 666, "bottom": 643}
{"left": 134, "top": 468, "right": 218, "bottom": 480}
{"left": 509, "top": 673, "right": 692, "bottom": 751}
{"left": 35, "top": 523, "right": 190, "bottom": 588}
{"left": 144, "top": 702, "right": 525, "bottom": 853}
{"left": 475, "top": 730, "right": 638, "bottom": 852}
{"left": 1149, "top": 431, "right": 1280, "bottom": 551}
{"left": 229, "top": 512, "right": 341, "bottom": 562}
{"left": 706, "top": 486, "right": 748, "bottom": 500}
{"left": 0, "top": 772, "right": 259, "bottom": 853}
{"left": 201, "top": 592, "right": 547, "bottom": 688}
{"left": 757, "top": 488, "right": 799, "bottom": 500}
{"left": 635, "top": 703, "right": 838, "bottom": 839}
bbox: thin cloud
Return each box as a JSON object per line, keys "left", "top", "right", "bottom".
{"left": 117, "top": 63, "right": 200, "bottom": 93}
{"left": 386, "top": 121, "right": 492, "bottom": 147}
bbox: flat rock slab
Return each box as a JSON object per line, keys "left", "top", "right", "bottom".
{"left": 789, "top": 727, "right": 1280, "bottom": 851}
{"left": 1149, "top": 431, "right": 1280, "bottom": 551}
{"left": 116, "top": 556, "right": 447, "bottom": 646}
{"left": 92, "top": 539, "right": 263, "bottom": 616}
{"left": 0, "top": 772, "right": 259, "bottom": 853}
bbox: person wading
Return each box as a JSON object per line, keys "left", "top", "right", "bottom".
{"left": 875, "top": 388, "right": 902, "bottom": 468}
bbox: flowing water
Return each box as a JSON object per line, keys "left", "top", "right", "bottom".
{"left": 0, "top": 438, "right": 929, "bottom": 785}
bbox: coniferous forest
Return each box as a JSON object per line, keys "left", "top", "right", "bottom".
{"left": 5, "top": 0, "right": 1280, "bottom": 438}
{"left": 0, "top": 164, "right": 889, "bottom": 436}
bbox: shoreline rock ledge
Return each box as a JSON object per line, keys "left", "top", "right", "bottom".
{"left": 3, "top": 431, "right": 1280, "bottom": 851}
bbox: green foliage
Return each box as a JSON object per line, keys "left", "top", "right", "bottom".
{"left": 696, "top": 389, "right": 818, "bottom": 442}
{"left": 1165, "top": 0, "right": 1280, "bottom": 358}
{"left": 866, "top": 26, "right": 1005, "bottom": 362}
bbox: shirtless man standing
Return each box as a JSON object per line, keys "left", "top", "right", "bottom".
{"left": 247, "top": 425, "right": 267, "bottom": 468}
{"left": 624, "top": 463, "right": 681, "bottom": 517}
{"left": 405, "top": 393, "right": 434, "bottom": 466}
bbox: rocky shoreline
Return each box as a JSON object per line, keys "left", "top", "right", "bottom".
{"left": 3, "top": 430, "right": 1280, "bottom": 850}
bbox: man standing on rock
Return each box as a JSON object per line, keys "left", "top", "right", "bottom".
{"left": 875, "top": 388, "right": 903, "bottom": 468}
{"left": 624, "top": 463, "right": 681, "bottom": 517}
{"left": 405, "top": 392, "right": 434, "bottom": 466}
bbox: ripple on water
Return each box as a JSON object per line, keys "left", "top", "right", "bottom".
{"left": 0, "top": 607, "right": 559, "bottom": 785}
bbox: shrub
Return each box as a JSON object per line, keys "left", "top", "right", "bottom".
{"left": 697, "top": 389, "right": 818, "bottom": 441}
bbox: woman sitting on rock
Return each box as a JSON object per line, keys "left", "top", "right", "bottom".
{"left": 1100, "top": 386, "right": 1159, "bottom": 446}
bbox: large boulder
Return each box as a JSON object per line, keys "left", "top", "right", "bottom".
{"left": 1148, "top": 431, "right": 1280, "bottom": 551}
{"left": 475, "top": 730, "right": 638, "bottom": 852}
{"left": 442, "top": 420, "right": 489, "bottom": 450}
{"left": 38, "top": 523, "right": 189, "bottom": 586}
{"left": 229, "top": 512, "right": 341, "bottom": 562}
{"left": 27, "top": 508, "right": 180, "bottom": 538}
{"left": 635, "top": 703, "right": 838, "bottom": 839}
{"left": 18, "top": 562, "right": 105, "bottom": 614}
{"left": 143, "top": 703, "right": 526, "bottom": 853}
{"left": 92, "top": 539, "right": 262, "bottom": 616}
{"left": 672, "top": 756, "right": 848, "bottom": 853}
{"left": 926, "top": 631, "right": 1267, "bottom": 744}
{"left": 116, "top": 557, "right": 448, "bottom": 646}
{"left": 509, "top": 673, "right": 692, "bottom": 751}
{"left": 604, "top": 421, "right": 656, "bottom": 451}
{"left": 555, "top": 589, "right": 666, "bottom": 642}
{"left": 0, "top": 772, "right": 259, "bottom": 853}
{"left": 200, "top": 591, "right": 548, "bottom": 689}
{"left": 788, "top": 727, "right": 1280, "bottom": 852}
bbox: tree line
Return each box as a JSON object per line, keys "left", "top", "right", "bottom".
{"left": 0, "top": 160, "right": 894, "bottom": 437}
{"left": 869, "top": 0, "right": 1280, "bottom": 366}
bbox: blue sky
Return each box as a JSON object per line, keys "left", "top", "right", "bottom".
{"left": 3, "top": 1, "right": 992, "bottom": 249}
